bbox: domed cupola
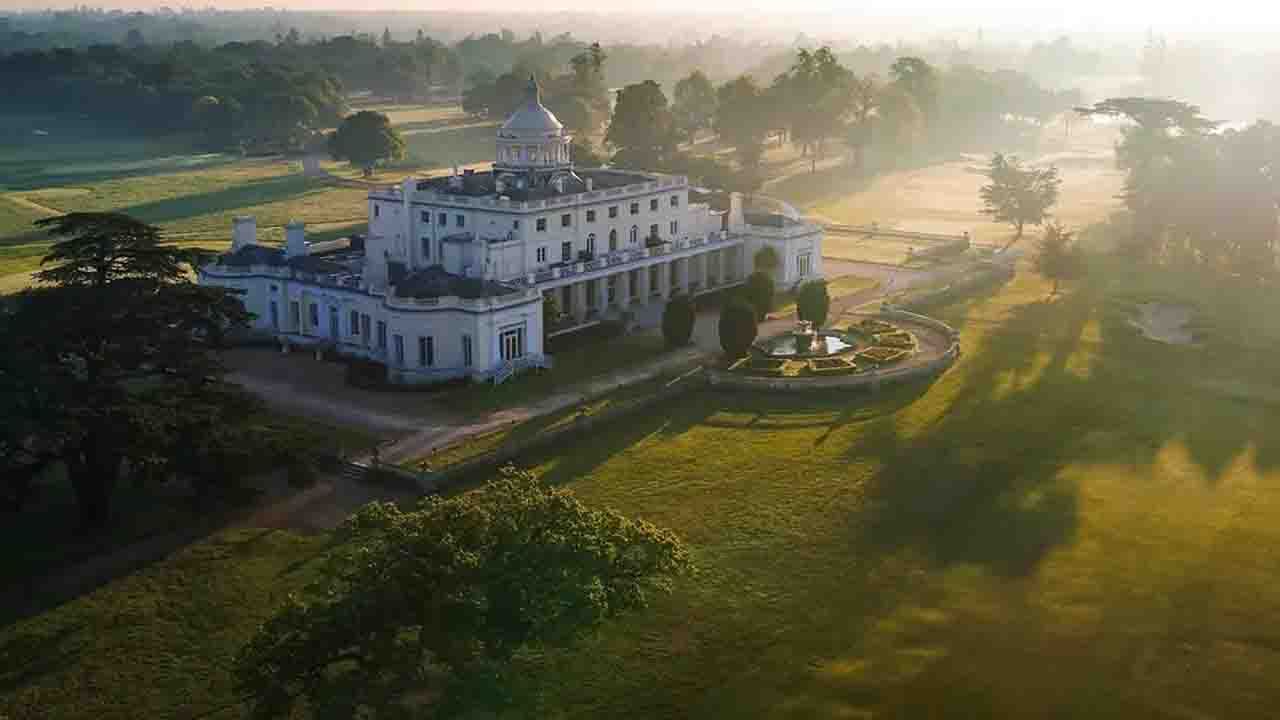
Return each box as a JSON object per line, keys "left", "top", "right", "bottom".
{"left": 496, "top": 75, "right": 572, "bottom": 175}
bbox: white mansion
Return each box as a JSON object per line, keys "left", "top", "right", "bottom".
{"left": 200, "top": 77, "right": 825, "bottom": 384}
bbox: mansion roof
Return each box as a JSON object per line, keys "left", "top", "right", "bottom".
{"left": 414, "top": 167, "right": 658, "bottom": 203}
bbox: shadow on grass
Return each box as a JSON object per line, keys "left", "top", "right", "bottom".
{"left": 114, "top": 174, "right": 330, "bottom": 228}
{"left": 0, "top": 622, "right": 84, "bottom": 692}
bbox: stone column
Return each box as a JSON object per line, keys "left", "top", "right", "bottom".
{"left": 597, "top": 274, "right": 610, "bottom": 312}
{"left": 719, "top": 249, "right": 729, "bottom": 284}
{"left": 572, "top": 281, "right": 588, "bottom": 322}
{"left": 618, "top": 270, "right": 631, "bottom": 307}
{"left": 636, "top": 263, "right": 651, "bottom": 302}
{"left": 698, "top": 253, "right": 710, "bottom": 292}
{"left": 657, "top": 261, "right": 671, "bottom": 299}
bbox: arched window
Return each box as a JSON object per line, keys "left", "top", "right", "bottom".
{"left": 609, "top": 228, "right": 618, "bottom": 251}
{"left": 587, "top": 233, "right": 596, "bottom": 255}
{"left": 630, "top": 226, "right": 639, "bottom": 244}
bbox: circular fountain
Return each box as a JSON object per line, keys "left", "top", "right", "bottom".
{"left": 756, "top": 320, "right": 857, "bottom": 358}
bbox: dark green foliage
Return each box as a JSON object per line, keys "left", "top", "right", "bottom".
{"left": 979, "top": 152, "right": 1062, "bottom": 245}
{"left": 328, "top": 111, "right": 406, "bottom": 176}
{"left": 235, "top": 467, "right": 690, "bottom": 718}
{"left": 715, "top": 75, "right": 771, "bottom": 172}
{"left": 607, "top": 80, "right": 678, "bottom": 168}
{"left": 672, "top": 70, "right": 718, "bottom": 144}
{"left": 2, "top": 212, "right": 251, "bottom": 530}
{"left": 796, "top": 280, "right": 831, "bottom": 327}
{"left": 662, "top": 293, "right": 696, "bottom": 348}
{"left": 542, "top": 291, "right": 561, "bottom": 340}
{"left": 719, "top": 299, "right": 758, "bottom": 360}
{"left": 1035, "top": 222, "right": 1084, "bottom": 295}
{"left": 743, "top": 271, "right": 775, "bottom": 321}
{"left": 753, "top": 246, "right": 781, "bottom": 273}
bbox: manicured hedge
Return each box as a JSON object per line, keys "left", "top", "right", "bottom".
{"left": 874, "top": 330, "right": 916, "bottom": 349}
{"left": 857, "top": 346, "right": 910, "bottom": 366}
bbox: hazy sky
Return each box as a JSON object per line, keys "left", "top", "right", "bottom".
{"left": 8, "top": 0, "right": 1280, "bottom": 35}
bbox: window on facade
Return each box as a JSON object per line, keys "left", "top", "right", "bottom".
{"left": 499, "top": 325, "right": 525, "bottom": 361}
{"left": 798, "top": 253, "right": 812, "bottom": 277}
{"left": 513, "top": 219, "right": 520, "bottom": 229}
{"left": 609, "top": 205, "right": 618, "bottom": 218}
{"left": 419, "top": 336, "right": 434, "bottom": 367}
{"left": 561, "top": 241, "right": 572, "bottom": 262}
{"left": 630, "top": 225, "right": 639, "bottom": 244}
{"left": 374, "top": 205, "right": 380, "bottom": 218}
{"left": 350, "top": 310, "right": 359, "bottom": 335}
{"left": 270, "top": 301, "right": 279, "bottom": 329}
{"left": 290, "top": 302, "right": 300, "bottom": 330}
{"left": 671, "top": 195, "right": 680, "bottom": 207}
{"left": 650, "top": 223, "right": 659, "bottom": 239}
{"left": 456, "top": 214, "right": 465, "bottom": 228}
{"left": 329, "top": 306, "right": 339, "bottom": 338}
{"left": 421, "top": 237, "right": 431, "bottom": 260}
{"left": 650, "top": 198, "right": 659, "bottom": 211}
{"left": 421, "top": 210, "right": 430, "bottom": 223}
{"left": 586, "top": 209, "right": 596, "bottom": 222}
{"left": 308, "top": 303, "right": 319, "bottom": 330}
{"left": 609, "top": 229, "right": 618, "bottom": 251}
{"left": 561, "top": 213, "right": 571, "bottom": 228}
{"left": 377, "top": 321, "right": 387, "bottom": 349}
{"left": 670, "top": 220, "right": 678, "bottom": 235}
{"left": 394, "top": 334, "right": 405, "bottom": 366}
{"left": 536, "top": 218, "right": 547, "bottom": 232}
{"left": 536, "top": 246, "right": 547, "bottom": 263}
{"left": 630, "top": 202, "right": 639, "bottom": 215}
{"left": 587, "top": 233, "right": 596, "bottom": 255}
{"left": 438, "top": 212, "right": 447, "bottom": 226}
{"left": 462, "top": 334, "right": 473, "bottom": 367}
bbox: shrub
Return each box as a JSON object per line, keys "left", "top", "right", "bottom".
{"left": 719, "top": 299, "right": 758, "bottom": 360}
{"left": 874, "top": 330, "right": 916, "bottom": 349}
{"left": 345, "top": 358, "right": 388, "bottom": 389}
{"left": 857, "top": 346, "right": 909, "bottom": 366}
{"left": 796, "top": 279, "right": 831, "bottom": 327}
{"left": 806, "top": 357, "right": 861, "bottom": 376}
{"left": 853, "top": 317, "right": 896, "bottom": 334}
{"left": 754, "top": 246, "right": 781, "bottom": 273}
{"left": 661, "top": 293, "right": 696, "bottom": 348}
{"left": 743, "top": 271, "right": 775, "bottom": 321}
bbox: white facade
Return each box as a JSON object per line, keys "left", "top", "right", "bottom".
{"left": 199, "top": 78, "right": 824, "bottom": 385}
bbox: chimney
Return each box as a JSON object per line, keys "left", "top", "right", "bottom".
{"left": 728, "top": 192, "right": 746, "bottom": 233}
{"left": 585, "top": 177, "right": 593, "bottom": 192}
{"left": 285, "top": 221, "right": 306, "bottom": 258}
{"left": 232, "top": 216, "right": 257, "bottom": 250}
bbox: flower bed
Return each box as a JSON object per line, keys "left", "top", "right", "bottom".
{"left": 857, "top": 346, "right": 910, "bottom": 366}
{"left": 730, "top": 355, "right": 792, "bottom": 377}
{"left": 874, "top": 330, "right": 916, "bottom": 349}
{"left": 806, "top": 357, "right": 861, "bottom": 376}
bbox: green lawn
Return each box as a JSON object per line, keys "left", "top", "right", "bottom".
{"left": 8, "top": 246, "right": 1280, "bottom": 714}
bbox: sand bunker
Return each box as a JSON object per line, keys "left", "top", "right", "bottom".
{"left": 1130, "top": 302, "right": 1196, "bottom": 345}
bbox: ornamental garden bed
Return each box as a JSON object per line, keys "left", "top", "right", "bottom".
{"left": 806, "top": 357, "right": 862, "bottom": 376}
{"left": 852, "top": 317, "right": 897, "bottom": 335}
{"left": 857, "top": 346, "right": 911, "bottom": 366}
{"left": 730, "top": 355, "right": 793, "bottom": 377}
{"left": 873, "top": 330, "right": 917, "bottom": 349}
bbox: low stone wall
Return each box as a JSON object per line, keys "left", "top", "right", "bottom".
{"left": 706, "top": 341, "right": 959, "bottom": 393}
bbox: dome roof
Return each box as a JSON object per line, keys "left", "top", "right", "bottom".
{"left": 500, "top": 76, "right": 563, "bottom": 134}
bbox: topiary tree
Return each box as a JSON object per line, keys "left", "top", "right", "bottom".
{"left": 235, "top": 468, "right": 690, "bottom": 718}
{"left": 743, "top": 270, "right": 775, "bottom": 321}
{"left": 661, "top": 293, "right": 696, "bottom": 348}
{"left": 753, "top": 246, "right": 781, "bottom": 274}
{"left": 719, "top": 298, "right": 758, "bottom": 360}
{"left": 328, "top": 110, "right": 406, "bottom": 177}
{"left": 796, "top": 279, "right": 831, "bottom": 327}
{"left": 541, "top": 292, "right": 561, "bottom": 341}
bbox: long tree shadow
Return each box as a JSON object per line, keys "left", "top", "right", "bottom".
{"left": 115, "top": 174, "right": 333, "bottom": 228}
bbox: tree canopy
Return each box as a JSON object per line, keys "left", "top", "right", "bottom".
{"left": 979, "top": 152, "right": 1062, "bottom": 245}
{"left": 235, "top": 468, "right": 691, "bottom": 718}
{"left": 662, "top": 293, "right": 696, "bottom": 348}
{"left": 606, "top": 80, "right": 678, "bottom": 169}
{"left": 796, "top": 280, "right": 831, "bottom": 328}
{"left": 718, "top": 298, "right": 759, "bottom": 360}
{"left": 672, "top": 70, "right": 718, "bottom": 145}
{"left": 328, "top": 110, "right": 406, "bottom": 176}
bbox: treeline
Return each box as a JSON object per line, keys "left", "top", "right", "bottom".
{"left": 1081, "top": 98, "right": 1280, "bottom": 279}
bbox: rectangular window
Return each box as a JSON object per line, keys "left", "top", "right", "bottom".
{"left": 350, "top": 310, "right": 359, "bottom": 335}
{"left": 537, "top": 218, "right": 547, "bottom": 232}
{"left": 421, "top": 237, "right": 431, "bottom": 260}
{"left": 609, "top": 205, "right": 618, "bottom": 218}
{"left": 630, "top": 202, "right": 639, "bottom": 215}
{"left": 586, "top": 209, "right": 596, "bottom": 222}
{"left": 499, "top": 325, "right": 526, "bottom": 361}
{"left": 650, "top": 198, "right": 659, "bottom": 211}
{"left": 329, "top": 306, "right": 339, "bottom": 338}
{"left": 561, "top": 241, "right": 572, "bottom": 262}
{"left": 671, "top": 195, "right": 680, "bottom": 207}
{"left": 269, "top": 301, "right": 279, "bottom": 329}
{"left": 513, "top": 219, "right": 520, "bottom": 230}
{"left": 537, "top": 246, "right": 547, "bottom": 263}
{"left": 456, "top": 214, "right": 465, "bottom": 228}
{"left": 290, "top": 302, "right": 300, "bottom": 330}
{"left": 798, "top": 253, "right": 812, "bottom": 277}
{"left": 670, "top": 220, "right": 678, "bottom": 235}
{"left": 462, "top": 334, "right": 473, "bottom": 367}
{"left": 374, "top": 204, "right": 380, "bottom": 218}
{"left": 418, "top": 336, "right": 434, "bottom": 367}
{"left": 438, "top": 212, "right": 447, "bottom": 226}
{"left": 421, "top": 210, "right": 430, "bottom": 223}
{"left": 394, "top": 334, "right": 405, "bottom": 366}
{"left": 587, "top": 235, "right": 596, "bottom": 255}
{"left": 361, "top": 315, "right": 371, "bottom": 346}
{"left": 308, "top": 303, "right": 319, "bottom": 330}
{"left": 561, "top": 213, "right": 571, "bottom": 228}
{"left": 650, "top": 223, "right": 659, "bottom": 239}
{"left": 377, "top": 320, "right": 387, "bottom": 349}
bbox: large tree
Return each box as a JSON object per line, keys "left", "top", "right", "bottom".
{"left": 844, "top": 73, "right": 880, "bottom": 170}
{"left": 775, "top": 47, "right": 852, "bottom": 172}
{"left": 715, "top": 75, "right": 771, "bottom": 173}
{"left": 2, "top": 213, "right": 250, "bottom": 529}
{"left": 796, "top": 279, "right": 831, "bottom": 327}
{"left": 718, "top": 298, "right": 758, "bottom": 360}
{"left": 979, "top": 152, "right": 1062, "bottom": 246}
{"left": 328, "top": 110, "right": 406, "bottom": 177}
{"left": 606, "top": 80, "right": 678, "bottom": 168}
{"left": 236, "top": 469, "right": 690, "bottom": 718}
{"left": 889, "top": 56, "right": 939, "bottom": 131}
{"left": 1035, "top": 222, "right": 1083, "bottom": 296}
{"left": 662, "top": 293, "right": 696, "bottom": 348}
{"left": 672, "top": 69, "right": 718, "bottom": 145}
